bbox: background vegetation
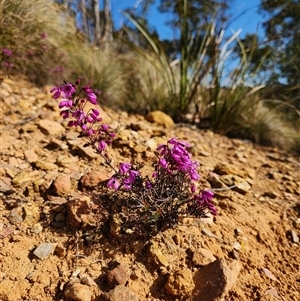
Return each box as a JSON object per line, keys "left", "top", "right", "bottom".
{"left": 1, "top": 0, "right": 299, "bottom": 153}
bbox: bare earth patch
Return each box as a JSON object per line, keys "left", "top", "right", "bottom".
{"left": 0, "top": 76, "right": 299, "bottom": 301}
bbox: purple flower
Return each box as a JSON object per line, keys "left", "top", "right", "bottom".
{"left": 86, "top": 129, "right": 94, "bottom": 136}
{"left": 2, "top": 48, "right": 12, "bottom": 56}
{"left": 61, "top": 83, "right": 76, "bottom": 99}
{"left": 86, "top": 115, "right": 94, "bottom": 123}
{"left": 82, "top": 86, "right": 97, "bottom": 104}
{"left": 208, "top": 204, "right": 217, "bottom": 216}
{"left": 101, "top": 124, "right": 109, "bottom": 131}
{"left": 119, "top": 163, "right": 131, "bottom": 175}
{"left": 58, "top": 99, "right": 73, "bottom": 108}
{"left": 192, "top": 190, "right": 216, "bottom": 216}
{"left": 156, "top": 144, "right": 168, "bottom": 155}
{"left": 159, "top": 158, "right": 167, "bottom": 169}
{"left": 97, "top": 140, "right": 106, "bottom": 151}
{"left": 107, "top": 177, "right": 120, "bottom": 190}
{"left": 72, "top": 110, "right": 86, "bottom": 123}
{"left": 60, "top": 110, "right": 69, "bottom": 119}
{"left": 200, "top": 190, "right": 214, "bottom": 202}
{"left": 67, "top": 120, "right": 76, "bottom": 127}
{"left": 123, "top": 178, "right": 132, "bottom": 190}
{"left": 87, "top": 92, "right": 97, "bottom": 104}
{"left": 92, "top": 108, "right": 100, "bottom": 116}
{"left": 50, "top": 87, "right": 61, "bottom": 99}
{"left": 128, "top": 169, "right": 140, "bottom": 183}
{"left": 168, "top": 137, "right": 190, "bottom": 148}
{"left": 41, "top": 32, "right": 47, "bottom": 39}
{"left": 145, "top": 181, "right": 153, "bottom": 189}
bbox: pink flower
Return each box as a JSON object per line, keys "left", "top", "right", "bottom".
{"left": 159, "top": 158, "right": 167, "bottom": 169}
{"left": 2, "top": 48, "right": 12, "bottom": 56}
{"left": 200, "top": 190, "right": 214, "bottom": 202}
{"left": 59, "top": 100, "right": 73, "bottom": 108}
{"left": 101, "top": 124, "right": 109, "bottom": 131}
{"left": 128, "top": 169, "right": 140, "bottom": 183}
{"left": 97, "top": 140, "right": 106, "bottom": 151}
{"left": 60, "top": 110, "right": 69, "bottom": 119}
{"left": 92, "top": 108, "right": 100, "bottom": 116}
{"left": 119, "top": 163, "right": 131, "bottom": 175}
{"left": 50, "top": 87, "right": 61, "bottom": 99}
{"left": 61, "top": 83, "right": 76, "bottom": 99}
{"left": 107, "top": 177, "right": 120, "bottom": 190}
{"left": 156, "top": 144, "right": 168, "bottom": 155}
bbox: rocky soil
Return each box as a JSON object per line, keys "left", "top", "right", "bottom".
{"left": 0, "top": 75, "right": 299, "bottom": 301}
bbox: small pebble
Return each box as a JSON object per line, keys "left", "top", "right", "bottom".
{"left": 33, "top": 242, "right": 56, "bottom": 260}
{"left": 64, "top": 282, "right": 91, "bottom": 301}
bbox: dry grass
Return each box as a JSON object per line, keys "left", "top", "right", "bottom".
{"left": 1, "top": 0, "right": 78, "bottom": 85}
{"left": 242, "top": 101, "right": 300, "bottom": 152}
{"left": 118, "top": 52, "right": 180, "bottom": 114}
{"left": 67, "top": 44, "right": 129, "bottom": 110}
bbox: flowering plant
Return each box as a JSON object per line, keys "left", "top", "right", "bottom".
{"left": 51, "top": 80, "right": 216, "bottom": 234}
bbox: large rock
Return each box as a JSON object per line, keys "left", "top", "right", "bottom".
{"left": 192, "top": 258, "right": 241, "bottom": 301}
{"left": 80, "top": 171, "right": 107, "bottom": 189}
{"left": 214, "top": 162, "right": 247, "bottom": 178}
{"left": 66, "top": 194, "right": 109, "bottom": 229}
{"left": 145, "top": 111, "right": 175, "bottom": 128}
{"left": 107, "top": 285, "right": 139, "bottom": 301}
{"left": 52, "top": 174, "right": 72, "bottom": 196}
{"left": 107, "top": 263, "right": 130, "bottom": 288}
{"left": 38, "top": 119, "right": 65, "bottom": 136}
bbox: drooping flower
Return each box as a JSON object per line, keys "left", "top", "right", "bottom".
{"left": 119, "top": 163, "right": 131, "bottom": 175}
{"left": 50, "top": 86, "right": 61, "bottom": 99}
{"left": 61, "top": 83, "right": 76, "bottom": 99}
{"left": 101, "top": 124, "right": 109, "bottom": 131}
{"left": 97, "top": 140, "right": 106, "bottom": 152}
{"left": 60, "top": 110, "right": 69, "bottom": 119}
{"left": 72, "top": 110, "right": 86, "bottom": 123}
{"left": 200, "top": 190, "right": 214, "bottom": 202}
{"left": 159, "top": 158, "right": 167, "bottom": 169}
{"left": 92, "top": 108, "right": 100, "bottom": 116}
{"left": 2, "top": 48, "right": 12, "bottom": 57}
{"left": 40, "top": 32, "right": 47, "bottom": 39}
{"left": 82, "top": 86, "right": 97, "bottom": 104}
{"left": 128, "top": 169, "right": 140, "bottom": 183}
{"left": 145, "top": 181, "right": 153, "bottom": 189}
{"left": 58, "top": 99, "right": 73, "bottom": 108}
{"left": 156, "top": 144, "right": 168, "bottom": 155}
{"left": 107, "top": 177, "right": 120, "bottom": 190}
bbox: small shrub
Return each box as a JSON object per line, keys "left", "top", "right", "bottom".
{"left": 51, "top": 79, "right": 217, "bottom": 235}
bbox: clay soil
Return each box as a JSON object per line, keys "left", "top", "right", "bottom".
{"left": 0, "top": 76, "right": 299, "bottom": 301}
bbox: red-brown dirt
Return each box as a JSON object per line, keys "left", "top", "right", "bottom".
{"left": 0, "top": 76, "right": 299, "bottom": 301}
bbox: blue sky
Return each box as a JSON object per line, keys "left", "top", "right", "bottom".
{"left": 110, "top": 0, "right": 265, "bottom": 40}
